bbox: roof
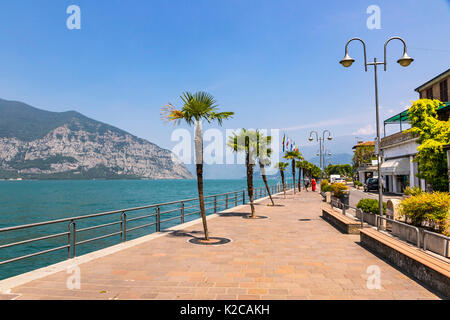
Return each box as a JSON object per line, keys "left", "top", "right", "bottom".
{"left": 414, "top": 68, "right": 450, "bottom": 92}
{"left": 384, "top": 102, "right": 450, "bottom": 124}
{"left": 352, "top": 141, "right": 375, "bottom": 150}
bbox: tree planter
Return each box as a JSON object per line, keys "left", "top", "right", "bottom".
{"left": 391, "top": 224, "right": 449, "bottom": 258}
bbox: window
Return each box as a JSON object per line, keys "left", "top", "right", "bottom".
{"left": 426, "top": 88, "right": 433, "bottom": 99}
{"left": 419, "top": 91, "right": 423, "bottom": 99}
{"left": 440, "top": 79, "right": 448, "bottom": 102}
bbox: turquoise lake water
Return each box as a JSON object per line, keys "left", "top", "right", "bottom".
{"left": 0, "top": 179, "right": 284, "bottom": 280}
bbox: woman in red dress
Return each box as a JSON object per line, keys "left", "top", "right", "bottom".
{"left": 311, "top": 178, "right": 316, "bottom": 192}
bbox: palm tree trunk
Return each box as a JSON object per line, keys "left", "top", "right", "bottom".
{"left": 194, "top": 121, "right": 209, "bottom": 240}
{"left": 259, "top": 159, "right": 274, "bottom": 206}
{"left": 281, "top": 171, "right": 286, "bottom": 198}
{"left": 292, "top": 159, "right": 296, "bottom": 194}
{"left": 246, "top": 151, "right": 255, "bottom": 217}
{"left": 298, "top": 167, "right": 302, "bottom": 192}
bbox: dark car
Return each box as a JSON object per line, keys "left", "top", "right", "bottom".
{"left": 364, "top": 178, "right": 379, "bottom": 192}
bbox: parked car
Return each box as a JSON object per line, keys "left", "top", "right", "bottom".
{"left": 364, "top": 178, "right": 379, "bottom": 192}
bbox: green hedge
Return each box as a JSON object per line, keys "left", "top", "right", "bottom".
{"left": 356, "top": 198, "right": 386, "bottom": 215}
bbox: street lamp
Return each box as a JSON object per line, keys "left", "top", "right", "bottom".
{"left": 339, "top": 36, "right": 413, "bottom": 219}
{"left": 309, "top": 130, "right": 333, "bottom": 179}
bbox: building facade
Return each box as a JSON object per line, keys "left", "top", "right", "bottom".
{"left": 380, "top": 69, "right": 450, "bottom": 194}
{"left": 352, "top": 141, "right": 377, "bottom": 183}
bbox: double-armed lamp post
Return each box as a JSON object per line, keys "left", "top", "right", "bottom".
{"left": 309, "top": 130, "right": 333, "bottom": 179}
{"left": 339, "top": 36, "right": 414, "bottom": 218}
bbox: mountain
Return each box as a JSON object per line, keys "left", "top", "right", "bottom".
{"left": 0, "top": 98, "right": 193, "bottom": 180}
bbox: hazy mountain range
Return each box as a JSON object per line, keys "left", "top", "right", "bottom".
{"left": 0, "top": 99, "right": 193, "bottom": 180}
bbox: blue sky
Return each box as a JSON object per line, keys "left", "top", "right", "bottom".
{"left": 0, "top": 0, "right": 449, "bottom": 155}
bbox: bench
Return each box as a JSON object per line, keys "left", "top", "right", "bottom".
{"left": 360, "top": 228, "right": 450, "bottom": 298}
{"left": 322, "top": 206, "right": 361, "bottom": 234}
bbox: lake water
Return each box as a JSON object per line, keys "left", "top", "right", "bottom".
{"left": 0, "top": 179, "right": 283, "bottom": 280}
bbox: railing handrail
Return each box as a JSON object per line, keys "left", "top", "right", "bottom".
{"left": 0, "top": 184, "right": 286, "bottom": 233}
{"left": 422, "top": 229, "right": 450, "bottom": 240}
{"left": 376, "top": 214, "right": 420, "bottom": 248}
{"left": 0, "top": 182, "right": 292, "bottom": 269}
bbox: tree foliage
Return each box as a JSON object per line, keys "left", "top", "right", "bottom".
{"left": 407, "top": 99, "right": 450, "bottom": 191}
{"left": 352, "top": 145, "right": 376, "bottom": 169}
{"left": 325, "top": 164, "right": 353, "bottom": 177}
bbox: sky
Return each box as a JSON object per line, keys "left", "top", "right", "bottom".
{"left": 0, "top": 0, "right": 449, "bottom": 157}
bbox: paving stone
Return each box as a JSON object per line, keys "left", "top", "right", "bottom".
{"left": 6, "top": 190, "right": 440, "bottom": 300}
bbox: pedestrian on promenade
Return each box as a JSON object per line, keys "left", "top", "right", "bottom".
{"left": 312, "top": 178, "right": 316, "bottom": 192}
{"left": 304, "top": 178, "right": 310, "bottom": 192}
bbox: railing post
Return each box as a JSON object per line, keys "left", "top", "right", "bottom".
{"left": 121, "top": 211, "right": 127, "bottom": 242}
{"left": 243, "top": 190, "right": 245, "bottom": 204}
{"left": 68, "top": 220, "right": 76, "bottom": 258}
{"left": 359, "top": 209, "right": 364, "bottom": 228}
{"left": 156, "top": 206, "right": 161, "bottom": 232}
{"left": 225, "top": 194, "right": 228, "bottom": 209}
{"left": 67, "top": 221, "right": 72, "bottom": 259}
{"left": 181, "top": 202, "right": 185, "bottom": 224}
{"left": 235, "top": 192, "right": 237, "bottom": 206}
{"left": 214, "top": 196, "right": 217, "bottom": 213}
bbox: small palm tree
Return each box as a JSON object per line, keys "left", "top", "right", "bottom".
{"left": 295, "top": 161, "right": 304, "bottom": 192}
{"left": 162, "top": 91, "right": 233, "bottom": 240}
{"left": 275, "top": 162, "right": 289, "bottom": 198}
{"left": 284, "top": 150, "right": 303, "bottom": 194}
{"left": 256, "top": 130, "right": 275, "bottom": 206}
{"left": 228, "top": 129, "right": 258, "bottom": 218}
{"left": 296, "top": 160, "right": 310, "bottom": 192}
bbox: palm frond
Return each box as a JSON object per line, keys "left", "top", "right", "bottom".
{"left": 160, "top": 103, "right": 185, "bottom": 125}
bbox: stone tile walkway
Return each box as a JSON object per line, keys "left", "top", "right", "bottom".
{"left": 5, "top": 191, "right": 440, "bottom": 300}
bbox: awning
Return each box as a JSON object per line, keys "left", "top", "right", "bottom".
{"left": 381, "top": 158, "right": 411, "bottom": 175}
{"left": 384, "top": 102, "right": 450, "bottom": 124}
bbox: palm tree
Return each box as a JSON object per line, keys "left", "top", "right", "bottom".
{"left": 228, "top": 129, "right": 258, "bottom": 218}
{"left": 161, "top": 91, "right": 233, "bottom": 240}
{"left": 256, "top": 130, "right": 275, "bottom": 206}
{"left": 275, "top": 162, "right": 289, "bottom": 198}
{"left": 283, "top": 150, "right": 303, "bottom": 194}
{"left": 295, "top": 161, "right": 305, "bottom": 192}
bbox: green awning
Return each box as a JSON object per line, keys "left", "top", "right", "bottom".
{"left": 384, "top": 102, "right": 450, "bottom": 124}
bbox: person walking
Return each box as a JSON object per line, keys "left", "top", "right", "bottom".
{"left": 311, "top": 178, "right": 317, "bottom": 192}
{"left": 304, "top": 177, "right": 310, "bottom": 192}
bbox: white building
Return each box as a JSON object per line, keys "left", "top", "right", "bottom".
{"left": 380, "top": 69, "right": 450, "bottom": 194}
{"left": 380, "top": 131, "right": 424, "bottom": 194}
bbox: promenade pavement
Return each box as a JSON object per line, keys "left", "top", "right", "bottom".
{"left": 1, "top": 190, "right": 440, "bottom": 300}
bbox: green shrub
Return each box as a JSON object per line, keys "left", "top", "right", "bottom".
{"left": 321, "top": 184, "right": 333, "bottom": 192}
{"left": 399, "top": 192, "right": 450, "bottom": 235}
{"left": 356, "top": 198, "right": 386, "bottom": 215}
{"left": 403, "top": 186, "right": 424, "bottom": 196}
{"left": 321, "top": 179, "right": 329, "bottom": 191}
{"left": 331, "top": 183, "right": 348, "bottom": 197}
{"left": 354, "top": 181, "right": 363, "bottom": 187}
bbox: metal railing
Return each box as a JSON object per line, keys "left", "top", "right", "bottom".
{"left": 0, "top": 182, "right": 291, "bottom": 268}
{"left": 376, "top": 215, "right": 421, "bottom": 248}
{"left": 329, "top": 198, "right": 424, "bottom": 250}
{"left": 423, "top": 230, "right": 450, "bottom": 257}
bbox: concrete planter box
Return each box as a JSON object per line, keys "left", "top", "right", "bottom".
{"left": 320, "top": 192, "right": 332, "bottom": 203}
{"left": 355, "top": 209, "right": 377, "bottom": 226}
{"left": 392, "top": 223, "right": 450, "bottom": 258}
